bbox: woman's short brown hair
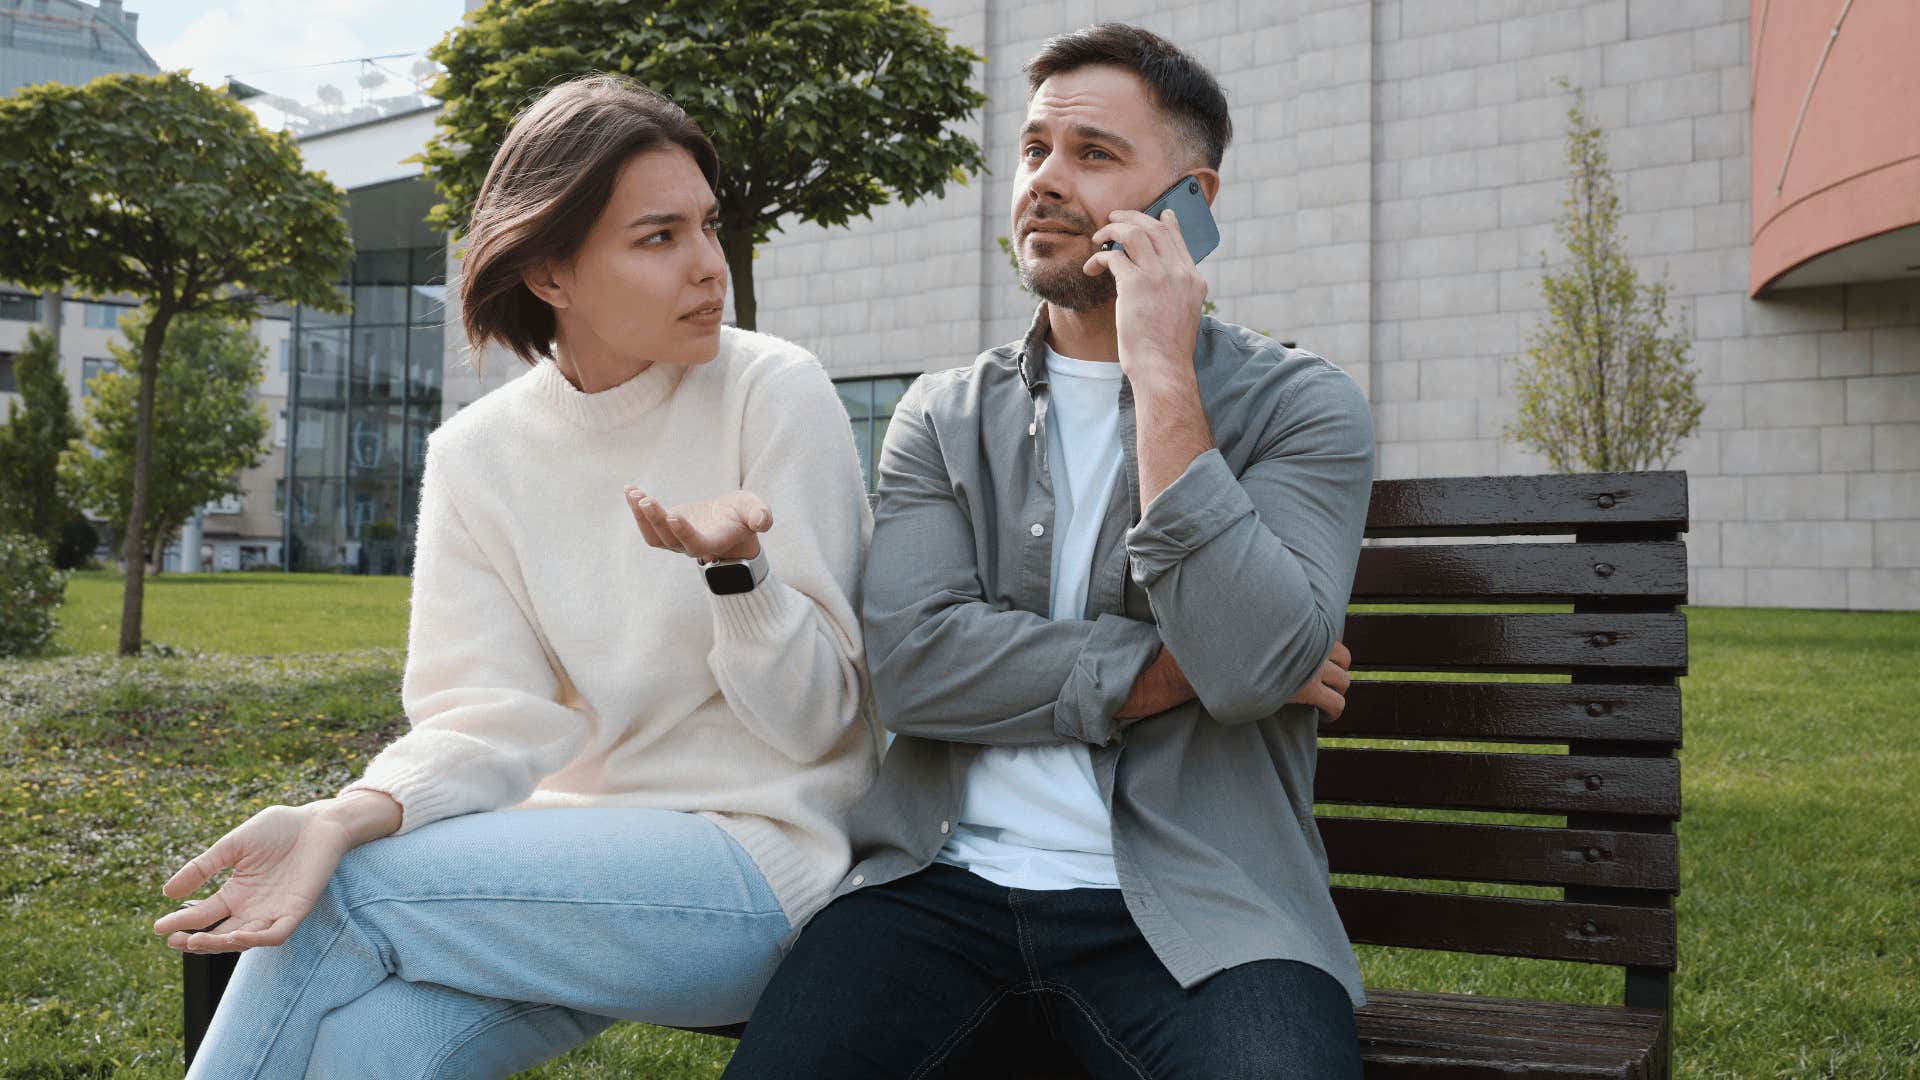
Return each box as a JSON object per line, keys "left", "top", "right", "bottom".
{"left": 459, "top": 74, "right": 720, "bottom": 365}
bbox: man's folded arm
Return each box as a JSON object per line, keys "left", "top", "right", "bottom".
{"left": 863, "top": 382, "right": 1163, "bottom": 748}
{"left": 1126, "top": 368, "right": 1375, "bottom": 725}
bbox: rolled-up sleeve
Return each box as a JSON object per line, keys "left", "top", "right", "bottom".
{"left": 1126, "top": 368, "right": 1375, "bottom": 725}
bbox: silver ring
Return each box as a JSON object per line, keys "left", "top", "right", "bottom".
{"left": 179, "top": 899, "right": 199, "bottom": 908}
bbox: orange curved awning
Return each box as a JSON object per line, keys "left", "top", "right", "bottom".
{"left": 1749, "top": 0, "right": 1920, "bottom": 295}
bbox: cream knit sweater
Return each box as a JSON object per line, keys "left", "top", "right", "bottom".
{"left": 341, "top": 327, "right": 879, "bottom": 928}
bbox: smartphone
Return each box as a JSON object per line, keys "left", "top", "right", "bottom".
{"left": 1100, "top": 174, "right": 1220, "bottom": 264}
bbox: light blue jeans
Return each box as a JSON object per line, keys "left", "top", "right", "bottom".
{"left": 185, "top": 807, "right": 791, "bottom": 1079}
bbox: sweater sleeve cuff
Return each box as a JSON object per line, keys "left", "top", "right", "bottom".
{"left": 708, "top": 564, "right": 806, "bottom": 642}
{"left": 1126, "top": 448, "right": 1255, "bottom": 587}
{"left": 1055, "top": 613, "right": 1163, "bottom": 746}
{"left": 340, "top": 760, "right": 461, "bottom": 836}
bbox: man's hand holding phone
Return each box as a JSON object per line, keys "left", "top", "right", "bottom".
{"left": 1083, "top": 175, "right": 1221, "bottom": 508}
{"left": 1084, "top": 207, "right": 1209, "bottom": 391}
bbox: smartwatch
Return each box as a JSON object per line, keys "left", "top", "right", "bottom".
{"left": 703, "top": 547, "right": 769, "bottom": 595}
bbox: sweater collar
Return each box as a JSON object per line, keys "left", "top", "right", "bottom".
{"left": 528, "top": 355, "right": 687, "bottom": 430}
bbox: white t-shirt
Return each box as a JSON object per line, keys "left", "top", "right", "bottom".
{"left": 936, "top": 345, "right": 1126, "bottom": 890}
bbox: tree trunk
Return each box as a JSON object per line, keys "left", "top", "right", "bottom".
{"left": 40, "top": 287, "right": 61, "bottom": 354}
{"left": 118, "top": 306, "right": 172, "bottom": 656}
{"left": 720, "top": 222, "right": 757, "bottom": 332}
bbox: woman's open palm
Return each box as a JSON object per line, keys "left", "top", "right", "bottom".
{"left": 152, "top": 805, "right": 352, "bottom": 953}
{"left": 625, "top": 487, "right": 772, "bottom": 562}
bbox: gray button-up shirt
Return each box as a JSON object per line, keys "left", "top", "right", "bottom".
{"left": 837, "top": 304, "right": 1376, "bottom": 1005}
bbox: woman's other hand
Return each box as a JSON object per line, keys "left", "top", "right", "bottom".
{"left": 625, "top": 486, "right": 772, "bottom": 562}
{"left": 153, "top": 790, "right": 400, "bottom": 953}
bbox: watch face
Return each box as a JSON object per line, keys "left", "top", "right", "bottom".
{"left": 705, "top": 562, "right": 757, "bottom": 595}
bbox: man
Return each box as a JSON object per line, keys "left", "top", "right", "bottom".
{"left": 725, "top": 24, "right": 1373, "bottom": 1078}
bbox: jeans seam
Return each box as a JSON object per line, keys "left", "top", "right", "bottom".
{"left": 908, "top": 987, "right": 1014, "bottom": 1080}
{"left": 235, "top": 918, "right": 364, "bottom": 1080}
{"left": 1007, "top": 890, "right": 1042, "bottom": 986}
{"left": 1025, "top": 983, "right": 1153, "bottom": 1080}
{"left": 418, "top": 1000, "right": 558, "bottom": 1080}
{"left": 343, "top": 894, "right": 791, "bottom": 919}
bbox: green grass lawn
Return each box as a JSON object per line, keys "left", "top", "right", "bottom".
{"left": 53, "top": 570, "right": 412, "bottom": 655}
{"left": 3, "top": 580, "right": 1917, "bottom": 1076}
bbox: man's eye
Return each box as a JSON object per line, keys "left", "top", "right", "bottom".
{"left": 704, "top": 219, "right": 722, "bottom": 232}
{"left": 1086, "top": 149, "right": 1113, "bottom": 161}
{"left": 639, "top": 230, "right": 671, "bottom": 246}
{"left": 1023, "top": 144, "right": 1046, "bottom": 160}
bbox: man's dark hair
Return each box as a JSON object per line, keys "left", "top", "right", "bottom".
{"left": 1024, "top": 24, "right": 1232, "bottom": 170}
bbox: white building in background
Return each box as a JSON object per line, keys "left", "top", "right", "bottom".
{"left": 0, "top": 291, "right": 293, "bottom": 571}
{"left": 728, "top": 0, "right": 1919, "bottom": 611}
{"left": 62, "top": 0, "right": 1904, "bottom": 607}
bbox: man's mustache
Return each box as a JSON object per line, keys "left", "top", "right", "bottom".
{"left": 1019, "top": 206, "right": 1096, "bottom": 236}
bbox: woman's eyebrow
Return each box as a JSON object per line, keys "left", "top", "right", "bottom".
{"left": 626, "top": 202, "right": 720, "bottom": 228}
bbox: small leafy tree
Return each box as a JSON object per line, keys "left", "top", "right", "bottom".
{"left": 0, "top": 71, "right": 352, "bottom": 654}
{"left": 60, "top": 310, "right": 271, "bottom": 574}
{"left": 0, "top": 531, "right": 65, "bottom": 657}
{"left": 1508, "top": 85, "right": 1704, "bottom": 473}
{"left": 0, "top": 327, "right": 90, "bottom": 566}
{"left": 421, "top": 0, "right": 988, "bottom": 330}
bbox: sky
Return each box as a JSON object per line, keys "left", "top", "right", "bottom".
{"left": 128, "top": 0, "right": 467, "bottom": 88}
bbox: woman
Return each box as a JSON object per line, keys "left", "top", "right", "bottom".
{"left": 154, "top": 74, "right": 879, "bottom": 1078}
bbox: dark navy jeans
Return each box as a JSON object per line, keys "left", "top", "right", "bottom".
{"left": 723, "top": 863, "right": 1361, "bottom": 1079}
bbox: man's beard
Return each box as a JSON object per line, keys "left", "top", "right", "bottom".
{"left": 1018, "top": 245, "right": 1117, "bottom": 310}
{"left": 1014, "top": 206, "right": 1116, "bottom": 310}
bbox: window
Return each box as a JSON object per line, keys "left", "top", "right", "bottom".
{"left": 834, "top": 376, "right": 914, "bottom": 492}
{"left": 280, "top": 338, "right": 291, "bottom": 373}
{"left": 0, "top": 293, "right": 41, "bottom": 322}
{"left": 295, "top": 406, "right": 327, "bottom": 450}
{"left": 82, "top": 357, "right": 119, "bottom": 396}
{"left": 83, "top": 302, "right": 132, "bottom": 329}
{"left": 274, "top": 478, "right": 286, "bottom": 517}
{"left": 205, "top": 494, "right": 243, "bottom": 516}
{"left": 275, "top": 408, "right": 288, "bottom": 447}
{"left": 0, "top": 353, "right": 16, "bottom": 394}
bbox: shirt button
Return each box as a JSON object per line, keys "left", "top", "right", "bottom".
{"left": 1030, "top": 523, "right": 1045, "bottom": 537}
{"left": 939, "top": 820, "right": 951, "bottom": 834}
{"left": 851, "top": 874, "right": 865, "bottom": 887}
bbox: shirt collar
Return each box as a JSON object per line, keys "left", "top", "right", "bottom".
{"left": 1016, "top": 302, "right": 1052, "bottom": 395}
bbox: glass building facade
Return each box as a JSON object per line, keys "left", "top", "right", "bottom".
{"left": 836, "top": 376, "right": 912, "bottom": 491}
{"left": 283, "top": 178, "right": 446, "bottom": 574}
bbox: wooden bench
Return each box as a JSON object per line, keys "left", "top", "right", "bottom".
{"left": 184, "top": 469, "right": 1685, "bottom": 1077}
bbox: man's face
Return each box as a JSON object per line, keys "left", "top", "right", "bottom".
{"left": 1010, "top": 65, "right": 1190, "bottom": 310}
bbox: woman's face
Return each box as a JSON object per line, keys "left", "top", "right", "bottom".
{"left": 535, "top": 146, "right": 729, "bottom": 373}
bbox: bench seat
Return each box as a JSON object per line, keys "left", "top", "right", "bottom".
{"left": 1356, "top": 989, "right": 1668, "bottom": 1078}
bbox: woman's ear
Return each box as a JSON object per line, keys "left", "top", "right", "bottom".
{"left": 522, "top": 258, "right": 571, "bottom": 310}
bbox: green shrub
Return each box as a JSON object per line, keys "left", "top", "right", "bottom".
{"left": 0, "top": 531, "right": 66, "bottom": 656}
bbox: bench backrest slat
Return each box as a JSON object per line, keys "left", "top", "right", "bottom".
{"left": 1354, "top": 541, "right": 1688, "bottom": 602}
{"left": 1316, "top": 818, "right": 1680, "bottom": 891}
{"left": 1330, "top": 888, "right": 1678, "bottom": 968}
{"left": 1343, "top": 612, "right": 1688, "bottom": 673}
{"left": 1316, "top": 749, "right": 1680, "bottom": 817}
{"left": 1364, "top": 471, "right": 1689, "bottom": 537}
{"left": 1328, "top": 681, "right": 1682, "bottom": 744}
